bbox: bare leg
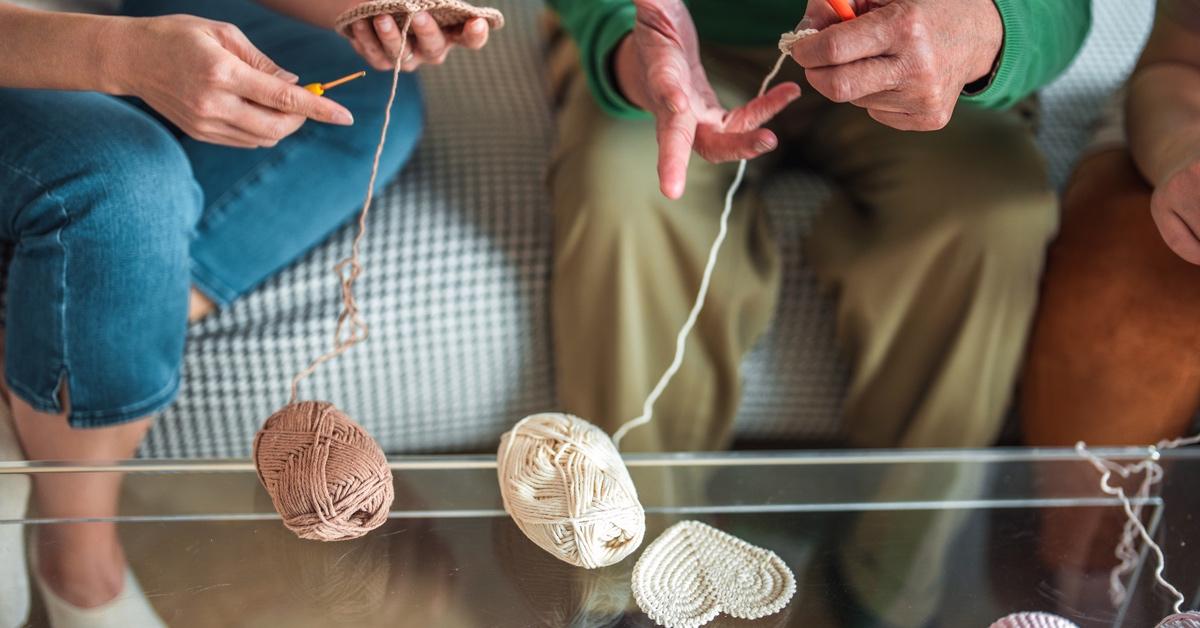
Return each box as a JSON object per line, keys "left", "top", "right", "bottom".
{"left": 11, "top": 396, "right": 150, "bottom": 608}
{"left": 3, "top": 287, "right": 212, "bottom": 608}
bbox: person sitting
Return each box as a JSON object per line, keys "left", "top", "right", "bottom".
{"left": 0, "top": 0, "right": 492, "bottom": 624}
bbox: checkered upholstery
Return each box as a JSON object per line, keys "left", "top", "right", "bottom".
{"left": 141, "top": 0, "right": 1154, "bottom": 457}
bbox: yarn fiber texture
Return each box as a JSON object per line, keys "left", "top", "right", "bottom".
{"left": 254, "top": 401, "right": 394, "bottom": 541}
{"left": 335, "top": 0, "right": 504, "bottom": 38}
{"left": 630, "top": 520, "right": 795, "bottom": 628}
{"left": 1160, "top": 612, "right": 1200, "bottom": 628}
{"left": 497, "top": 413, "right": 646, "bottom": 569}
{"left": 989, "top": 613, "right": 1080, "bottom": 628}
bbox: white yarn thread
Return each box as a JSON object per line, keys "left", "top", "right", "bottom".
{"left": 1075, "top": 434, "right": 1200, "bottom": 614}
{"left": 499, "top": 25, "right": 811, "bottom": 571}
{"left": 611, "top": 28, "right": 809, "bottom": 448}
{"left": 498, "top": 413, "right": 646, "bottom": 568}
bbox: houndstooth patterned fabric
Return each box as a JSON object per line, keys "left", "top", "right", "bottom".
{"left": 142, "top": 0, "right": 1154, "bottom": 457}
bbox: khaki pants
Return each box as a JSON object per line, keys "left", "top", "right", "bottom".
{"left": 549, "top": 43, "right": 1058, "bottom": 626}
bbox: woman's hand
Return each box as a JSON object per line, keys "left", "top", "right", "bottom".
{"left": 1152, "top": 157, "right": 1200, "bottom": 265}
{"left": 105, "top": 14, "right": 354, "bottom": 148}
{"left": 346, "top": 11, "right": 491, "bottom": 72}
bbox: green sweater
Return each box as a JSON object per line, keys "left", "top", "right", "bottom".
{"left": 548, "top": 0, "right": 1091, "bottom": 118}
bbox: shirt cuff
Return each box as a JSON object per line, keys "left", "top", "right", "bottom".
{"left": 585, "top": 5, "right": 651, "bottom": 119}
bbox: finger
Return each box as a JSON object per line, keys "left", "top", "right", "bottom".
{"left": 226, "top": 101, "right": 306, "bottom": 145}
{"left": 212, "top": 23, "right": 300, "bottom": 83}
{"left": 804, "top": 56, "right": 903, "bottom": 104}
{"left": 723, "top": 83, "right": 801, "bottom": 132}
{"left": 1154, "top": 206, "right": 1200, "bottom": 265}
{"left": 373, "top": 14, "right": 410, "bottom": 64}
{"left": 457, "top": 17, "right": 489, "bottom": 50}
{"left": 193, "top": 121, "right": 268, "bottom": 149}
{"left": 232, "top": 65, "right": 354, "bottom": 125}
{"left": 353, "top": 20, "right": 394, "bottom": 70}
{"left": 657, "top": 112, "right": 697, "bottom": 200}
{"left": 411, "top": 12, "right": 448, "bottom": 61}
{"left": 790, "top": 8, "right": 892, "bottom": 68}
{"left": 695, "top": 127, "right": 778, "bottom": 163}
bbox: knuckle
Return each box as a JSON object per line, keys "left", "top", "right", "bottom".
{"left": 819, "top": 37, "right": 842, "bottom": 63}
{"left": 828, "top": 76, "right": 854, "bottom": 102}
{"left": 192, "top": 97, "right": 220, "bottom": 120}
{"left": 272, "top": 87, "right": 303, "bottom": 113}
{"left": 201, "top": 60, "right": 235, "bottom": 87}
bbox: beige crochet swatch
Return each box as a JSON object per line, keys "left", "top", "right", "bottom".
{"left": 335, "top": 0, "right": 504, "bottom": 38}
{"left": 631, "top": 521, "right": 795, "bottom": 628}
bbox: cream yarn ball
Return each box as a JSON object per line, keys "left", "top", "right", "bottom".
{"left": 497, "top": 413, "right": 646, "bottom": 568}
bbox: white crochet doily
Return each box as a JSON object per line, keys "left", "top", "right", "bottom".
{"left": 631, "top": 521, "right": 795, "bottom": 628}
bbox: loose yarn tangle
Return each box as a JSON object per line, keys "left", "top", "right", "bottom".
{"left": 497, "top": 22, "right": 812, "bottom": 583}
{"left": 256, "top": 0, "right": 505, "bottom": 542}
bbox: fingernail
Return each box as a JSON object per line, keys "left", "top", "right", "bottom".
{"left": 470, "top": 20, "right": 486, "bottom": 33}
{"left": 334, "top": 110, "right": 354, "bottom": 125}
{"left": 275, "top": 69, "right": 299, "bottom": 82}
{"left": 414, "top": 13, "right": 429, "bottom": 26}
{"left": 377, "top": 16, "right": 393, "bottom": 32}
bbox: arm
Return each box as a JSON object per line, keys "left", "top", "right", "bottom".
{"left": 0, "top": 4, "right": 124, "bottom": 91}
{"left": 1129, "top": 1, "right": 1200, "bottom": 186}
{"left": 1128, "top": 0, "right": 1200, "bottom": 264}
{"left": 961, "top": 0, "right": 1091, "bottom": 109}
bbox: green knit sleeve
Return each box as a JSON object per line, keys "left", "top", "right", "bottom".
{"left": 961, "top": 0, "right": 1092, "bottom": 109}
{"left": 546, "top": 0, "right": 648, "bottom": 119}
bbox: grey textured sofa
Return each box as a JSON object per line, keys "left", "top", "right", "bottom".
{"left": 142, "top": 0, "right": 1153, "bottom": 458}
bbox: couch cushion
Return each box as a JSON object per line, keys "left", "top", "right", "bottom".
{"left": 143, "top": 0, "right": 1154, "bottom": 457}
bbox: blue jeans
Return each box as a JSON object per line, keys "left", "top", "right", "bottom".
{"left": 0, "top": 0, "right": 422, "bottom": 427}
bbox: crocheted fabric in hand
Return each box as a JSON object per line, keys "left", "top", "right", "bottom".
{"left": 334, "top": 0, "right": 505, "bottom": 38}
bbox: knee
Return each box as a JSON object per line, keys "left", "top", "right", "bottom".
{"left": 61, "top": 116, "right": 201, "bottom": 254}
{"left": 937, "top": 183, "right": 1059, "bottom": 284}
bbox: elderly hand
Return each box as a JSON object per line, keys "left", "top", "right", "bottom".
{"left": 790, "top": 0, "right": 1003, "bottom": 131}
{"left": 346, "top": 11, "right": 490, "bottom": 72}
{"left": 1152, "top": 158, "right": 1200, "bottom": 265}
{"left": 613, "top": 0, "right": 802, "bottom": 199}
{"left": 109, "top": 15, "right": 353, "bottom": 149}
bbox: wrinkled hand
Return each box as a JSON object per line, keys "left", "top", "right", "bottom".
{"left": 1152, "top": 159, "right": 1200, "bottom": 264}
{"left": 347, "top": 11, "right": 490, "bottom": 72}
{"left": 790, "top": 0, "right": 1003, "bottom": 131}
{"left": 109, "top": 15, "right": 353, "bottom": 148}
{"left": 614, "top": 0, "right": 801, "bottom": 199}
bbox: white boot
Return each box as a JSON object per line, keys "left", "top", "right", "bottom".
{"left": 0, "top": 398, "right": 30, "bottom": 628}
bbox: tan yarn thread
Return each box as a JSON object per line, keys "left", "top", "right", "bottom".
{"left": 253, "top": 401, "right": 394, "bottom": 541}
{"left": 258, "top": 1, "right": 504, "bottom": 542}
{"left": 630, "top": 521, "right": 796, "bottom": 628}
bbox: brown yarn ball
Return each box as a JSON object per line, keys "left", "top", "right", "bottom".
{"left": 253, "top": 401, "right": 394, "bottom": 541}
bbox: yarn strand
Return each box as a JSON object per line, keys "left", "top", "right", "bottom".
{"left": 290, "top": 15, "right": 414, "bottom": 403}
{"left": 1076, "top": 433, "right": 1200, "bottom": 613}
{"left": 611, "top": 40, "right": 799, "bottom": 449}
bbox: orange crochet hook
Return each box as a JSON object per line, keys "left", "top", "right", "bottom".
{"left": 304, "top": 70, "right": 367, "bottom": 96}
{"left": 826, "top": 0, "right": 857, "bottom": 21}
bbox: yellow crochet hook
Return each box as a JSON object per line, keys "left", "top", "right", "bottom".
{"left": 304, "top": 70, "right": 367, "bottom": 96}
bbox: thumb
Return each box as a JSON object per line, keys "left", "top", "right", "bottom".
{"left": 213, "top": 23, "right": 299, "bottom": 83}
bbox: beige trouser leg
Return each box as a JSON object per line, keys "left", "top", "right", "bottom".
{"left": 799, "top": 95, "right": 1057, "bottom": 625}
{"left": 550, "top": 48, "right": 781, "bottom": 454}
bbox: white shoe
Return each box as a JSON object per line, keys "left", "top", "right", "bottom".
{"left": 31, "top": 538, "right": 167, "bottom": 628}
{"left": 0, "top": 398, "right": 31, "bottom": 628}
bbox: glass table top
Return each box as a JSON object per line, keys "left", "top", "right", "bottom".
{"left": 1, "top": 448, "right": 1197, "bottom": 627}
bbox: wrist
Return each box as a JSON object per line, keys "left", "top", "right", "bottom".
{"left": 612, "top": 34, "right": 648, "bottom": 111}
{"left": 967, "top": 0, "right": 1004, "bottom": 84}
{"left": 92, "top": 16, "right": 139, "bottom": 95}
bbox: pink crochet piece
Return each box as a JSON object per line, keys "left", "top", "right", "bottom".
{"left": 1159, "top": 612, "right": 1200, "bottom": 628}
{"left": 989, "top": 613, "right": 1080, "bottom": 628}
